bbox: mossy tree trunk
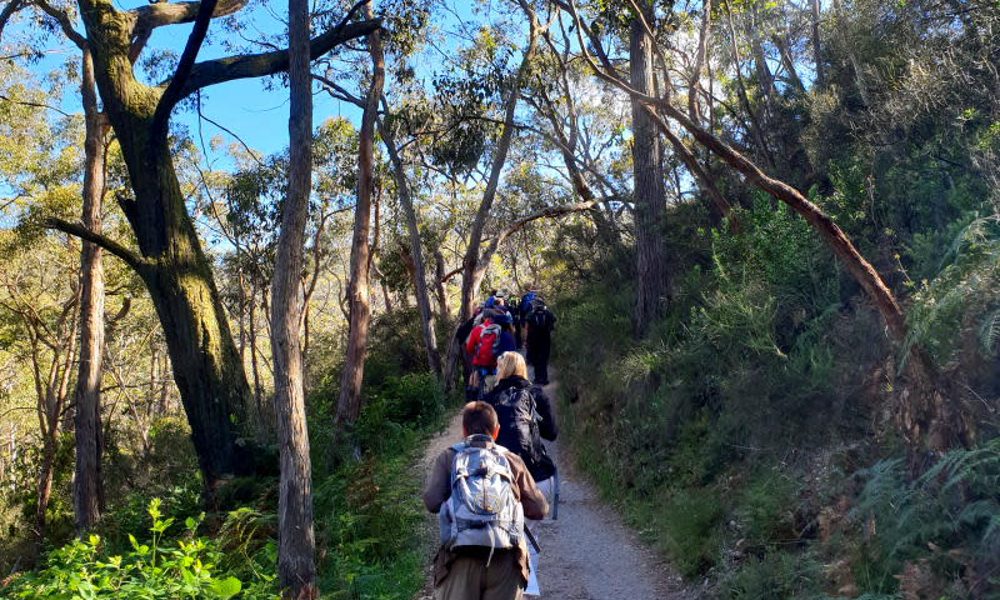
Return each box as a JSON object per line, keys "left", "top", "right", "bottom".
{"left": 59, "top": 0, "right": 380, "bottom": 489}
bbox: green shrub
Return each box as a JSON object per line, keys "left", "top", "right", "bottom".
{"left": 850, "top": 437, "right": 1000, "bottom": 595}
{"left": 734, "top": 468, "right": 801, "bottom": 550}
{"left": 4, "top": 499, "right": 276, "bottom": 599}
{"left": 632, "top": 486, "right": 725, "bottom": 577}
{"left": 722, "top": 551, "right": 824, "bottom": 600}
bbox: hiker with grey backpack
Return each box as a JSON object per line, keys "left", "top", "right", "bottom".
{"left": 423, "top": 402, "right": 549, "bottom": 600}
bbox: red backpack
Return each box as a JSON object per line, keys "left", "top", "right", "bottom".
{"left": 474, "top": 324, "right": 502, "bottom": 367}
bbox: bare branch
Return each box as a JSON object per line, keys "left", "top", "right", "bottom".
{"left": 179, "top": 18, "right": 380, "bottom": 98}
{"left": 151, "top": 0, "right": 220, "bottom": 141}
{"left": 0, "top": 93, "right": 72, "bottom": 117}
{"left": 44, "top": 218, "right": 145, "bottom": 271}
{"left": 130, "top": 0, "right": 248, "bottom": 32}
{"left": 129, "top": 0, "right": 249, "bottom": 62}
{"left": 0, "top": 0, "right": 25, "bottom": 41}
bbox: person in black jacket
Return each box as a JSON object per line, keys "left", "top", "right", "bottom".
{"left": 484, "top": 352, "right": 558, "bottom": 486}
{"left": 524, "top": 298, "right": 556, "bottom": 385}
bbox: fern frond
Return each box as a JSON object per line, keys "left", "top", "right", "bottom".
{"left": 978, "top": 309, "right": 1000, "bottom": 356}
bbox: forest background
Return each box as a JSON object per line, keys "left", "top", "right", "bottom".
{"left": 0, "top": 0, "right": 998, "bottom": 598}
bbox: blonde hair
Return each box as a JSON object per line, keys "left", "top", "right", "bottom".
{"left": 496, "top": 351, "right": 528, "bottom": 380}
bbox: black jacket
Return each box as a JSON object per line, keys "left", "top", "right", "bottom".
{"left": 485, "top": 376, "right": 558, "bottom": 482}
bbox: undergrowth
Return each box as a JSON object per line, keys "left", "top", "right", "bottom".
{"left": 555, "top": 200, "right": 1000, "bottom": 599}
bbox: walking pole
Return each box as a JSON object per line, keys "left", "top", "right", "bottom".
{"left": 552, "top": 468, "right": 560, "bottom": 520}
{"left": 525, "top": 525, "right": 542, "bottom": 554}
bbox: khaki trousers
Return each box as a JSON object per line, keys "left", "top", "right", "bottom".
{"left": 434, "top": 551, "right": 524, "bottom": 600}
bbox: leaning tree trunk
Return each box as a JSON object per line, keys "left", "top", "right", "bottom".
{"left": 73, "top": 48, "right": 108, "bottom": 533}
{"left": 569, "top": 4, "right": 970, "bottom": 451}
{"left": 380, "top": 122, "right": 442, "bottom": 377}
{"left": 336, "top": 15, "right": 385, "bottom": 428}
{"left": 269, "top": 0, "right": 316, "bottom": 591}
{"left": 629, "top": 2, "right": 669, "bottom": 335}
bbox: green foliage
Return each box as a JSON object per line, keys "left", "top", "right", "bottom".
{"left": 903, "top": 214, "right": 1000, "bottom": 410}
{"left": 312, "top": 376, "right": 449, "bottom": 599}
{"left": 734, "top": 469, "right": 801, "bottom": 550}
{"left": 722, "top": 551, "right": 824, "bottom": 600}
{"left": 4, "top": 499, "right": 276, "bottom": 599}
{"left": 355, "top": 373, "right": 445, "bottom": 454}
{"left": 634, "top": 486, "right": 725, "bottom": 577}
{"left": 850, "top": 438, "right": 1000, "bottom": 595}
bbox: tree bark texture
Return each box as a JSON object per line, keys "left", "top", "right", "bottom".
{"left": 336, "top": 10, "right": 384, "bottom": 427}
{"left": 74, "top": 48, "right": 108, "bottom": 533}
{"left": 629, "top": 2, "right": 669, "bottom": 335}
{"left": 269, "top": 0, "right": 317, "bottom": 592}
{"left": 77, "top": 0, "right": 255, "bottom": 490}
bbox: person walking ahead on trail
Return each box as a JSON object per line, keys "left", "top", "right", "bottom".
{"left": 467, "top": 312, "right": 516, "bottom": 372}
{"left": 485, "top": 352, "right": 558, "bottom": 488}
{"left": 423, "top": 402, "right": 548, "bottom": 600}
{"left": 524, "top": 298, "right": 556, "bottom": 385}
{"left": 465, "top": 312, "right": 516, "bottom": 398}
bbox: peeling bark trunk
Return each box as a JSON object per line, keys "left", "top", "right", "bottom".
{"left": 630, "top": 2, "right": 668, "bottom": 335}
{"left": 269, "top": 0, "right": 316, "bottom": 590}
{"left": 74, "top": 48, "right": 108, "bottom": 533}
{"left": 336, "top": 12, "right": 384, "bottom": 427}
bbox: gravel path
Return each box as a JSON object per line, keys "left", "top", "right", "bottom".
{"left": 417, "top": 376, "right": 700, "bottom": 600}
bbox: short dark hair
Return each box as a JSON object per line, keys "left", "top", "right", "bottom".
{"left": 462, "top": 401, "right": 498, "bottom": 435}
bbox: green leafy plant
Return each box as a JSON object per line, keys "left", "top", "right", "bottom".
{"left": 4, "top": 499, "right": 276, "bottom": 599}
{"left": 851, "top": 438, "right": 1000, "bottom": 595}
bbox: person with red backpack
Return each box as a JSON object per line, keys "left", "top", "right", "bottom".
{"left": 466, "top": 312, "right": 516, "bottom": 398}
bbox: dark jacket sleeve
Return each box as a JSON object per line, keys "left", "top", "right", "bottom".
{"left": 506, "top": 452, "right": 548, "bottom": 520}
{"left": 534, "top": 388, "right": 558, "bottom": 441}
{"left": 498, "top": 331, "right": 517, "bottom": 355}
{"left": 422, "top": 449, "right": 454, "bottom": 513}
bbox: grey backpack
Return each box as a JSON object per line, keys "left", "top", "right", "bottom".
{"left": 439, "top": 437, "right": 524, "bottom": 554}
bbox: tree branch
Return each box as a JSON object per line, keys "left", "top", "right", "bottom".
{"left": 32, "top": 0, "right": 87, "bottom": 49}
{"left": 129, "top": 0, "right": 249, "bottom": 63}
{"left": 130, "top": 0, "right": 248, "bottom": 32}
{"left": 480, "top": 200, "right": 600, "bottom": 263}
{"left": 44, "top": 218, "right": 145, "bottom": 271}
{"left": 0, "top": 93, "right": 72, "bottom": 117}
{"left": 0, "top": 0, "right": 25, "bottom": 41}
{"left": 179, "top": 18, "right": 380, "bottom": 98}
{"left": 151, "top": 0, "right": 220, "bottom": 141}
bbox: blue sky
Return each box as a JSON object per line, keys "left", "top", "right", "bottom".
{"left": 5, "top": 0, "right": 493, "bottom": 168}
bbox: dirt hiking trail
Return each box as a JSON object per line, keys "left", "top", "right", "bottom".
{"left": 417, "top": 375, "right": 701, "bottom": 600}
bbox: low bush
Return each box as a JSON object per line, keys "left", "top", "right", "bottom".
{"left": 4, "top": 499, "right": 276, "bottom": 599}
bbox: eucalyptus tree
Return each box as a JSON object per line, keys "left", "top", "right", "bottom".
{"left": 0, "top": 0, "right": 113, "bottom": 532}
{"left": 269, "top": 0, "right": 318, "bottom": 590}
{"left": 336, "top": 2, "right": 385, "bottom": 429}
{"left": 18, "top": 0, "right": 378, "bottom": 491}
